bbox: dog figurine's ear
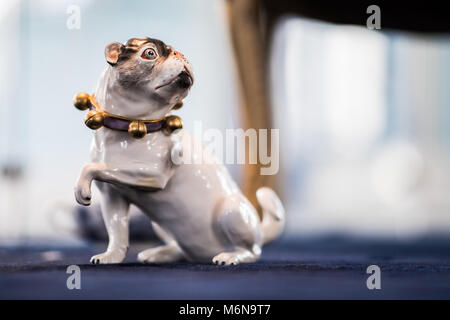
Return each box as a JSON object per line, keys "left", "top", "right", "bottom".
{"left": 105, "top": 42, "right": 124, "bottom": 66}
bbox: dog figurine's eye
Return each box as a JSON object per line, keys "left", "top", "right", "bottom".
{"left": 141, "top": 48, "right": 157, "bottom": 60}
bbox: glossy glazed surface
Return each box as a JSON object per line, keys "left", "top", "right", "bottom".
{"left": 75, "top": 37, "right": 285, "bottom": 265}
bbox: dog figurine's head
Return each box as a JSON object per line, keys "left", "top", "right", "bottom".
{"left": 102, "top": 37, "right": 194, "bottom": 118}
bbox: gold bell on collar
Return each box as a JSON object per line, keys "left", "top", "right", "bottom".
{"left": 164, "top": 115, "right": 183, "bottom": 134}
{"left": 84, "top": 110, "right": 104, "bottom": 130}
{"left": 128, "top": 121, "right": 147, "bottom": 139}
{"left": 73, "top": 92, "right": 91, "bottom": 110}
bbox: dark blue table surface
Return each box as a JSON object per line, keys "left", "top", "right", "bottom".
{"left": 1, "top": 237, "right": 450, "bottom": 299}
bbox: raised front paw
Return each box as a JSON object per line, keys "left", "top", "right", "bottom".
{"left": 90, "top": 250, "right": 126, "bottom": 265}
{"left": 74, "top": 183, "right": 91, "bottom": 206}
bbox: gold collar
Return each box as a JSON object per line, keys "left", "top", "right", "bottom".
{"left": 73, "top": 92, "right": 183, "bottom": 139}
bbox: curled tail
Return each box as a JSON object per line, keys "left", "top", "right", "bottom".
{"left": 256, "top": 187, "right": 285, "bottom": 245}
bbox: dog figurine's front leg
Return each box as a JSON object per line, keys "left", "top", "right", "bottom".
{"left": 75, "top": 161, "right": 173, "bottom": 264}
{"left": 75, "top": 163, "right": 106, "bottom": 206}
{"left": 91, "top": 181, "right": 130, "bottom": 264}
{"left": 75, "top": 162, "right": 173, "bottom": 206}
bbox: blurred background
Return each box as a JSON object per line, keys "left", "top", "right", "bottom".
{"left": 1, "top": 0, "right": 450, "bottom": 247}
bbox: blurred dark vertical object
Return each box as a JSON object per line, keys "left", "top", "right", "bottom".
{"left": 226, "top": 0, "right": 275, "bottom": 216}
{"left": 226, "top": 0, "right": 450, "bottom": 214}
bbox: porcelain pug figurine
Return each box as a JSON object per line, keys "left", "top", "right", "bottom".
{"left": 74, "top": 37, "right": 285, "bottom": 265}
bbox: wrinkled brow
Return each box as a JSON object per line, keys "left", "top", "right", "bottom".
{"left": 122, "top": 37, "right": 172, "bottom": 59}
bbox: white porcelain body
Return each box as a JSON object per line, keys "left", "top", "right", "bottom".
{"left": 74, "top": 39, "right": 285, "bottom": 265}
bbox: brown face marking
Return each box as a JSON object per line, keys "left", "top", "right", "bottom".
{"left": 109, "top": 37, "right": 175, "bottom": 88}
{"left": 117, "top": 37, "right": 172, "bottom": 63}
{"left": 169, "top": 50, "right": 187, "bottom": 61}
{"left": 107, "top": 36, "right": 192, "bottom": 103}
